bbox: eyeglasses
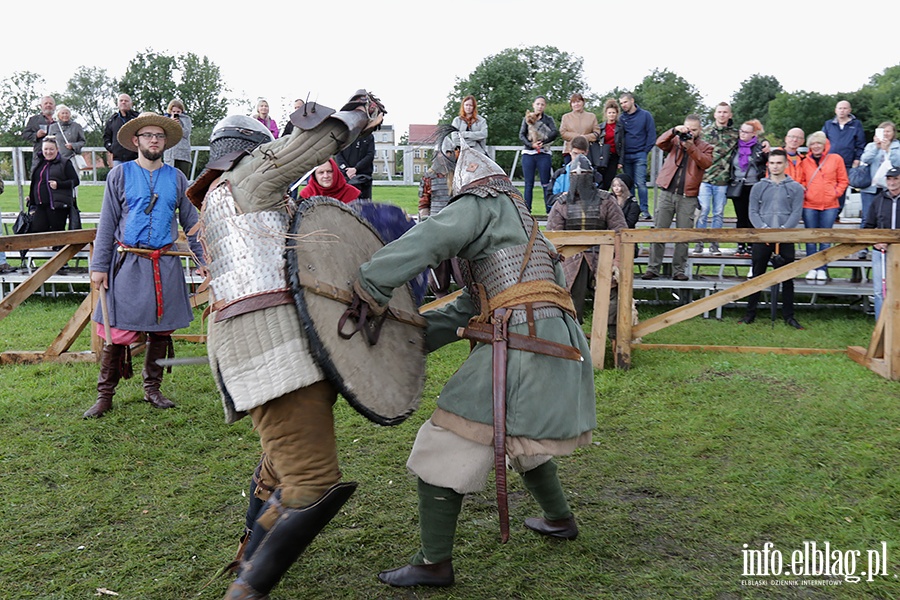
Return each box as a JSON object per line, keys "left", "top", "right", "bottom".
{"left": 739, "top": 130, "right": 755, "bottom": 135}
{"left": 137, "top": 133, "right": 167, "bottom": 140}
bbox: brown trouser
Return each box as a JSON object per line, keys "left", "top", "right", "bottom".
{"left": 249, "top": 380, "right": 341, "bottom": 508}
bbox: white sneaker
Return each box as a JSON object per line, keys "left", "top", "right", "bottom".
{"left": 805, "top": 270, "right": 817, "bottom": 280}
{"left": 816, "top": 270, "right": 828, "bottom": 281}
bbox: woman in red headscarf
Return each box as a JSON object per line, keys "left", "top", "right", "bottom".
{"left": 300, "top": 158, "right": 360, "bottom": 203}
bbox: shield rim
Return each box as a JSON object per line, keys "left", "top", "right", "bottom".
{"left": 286, "top": 195, "right": 424, "bottom": 426}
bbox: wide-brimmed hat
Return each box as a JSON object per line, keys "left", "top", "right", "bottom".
{"left": 117, "top": 112, "right": 183, "bottom": 152}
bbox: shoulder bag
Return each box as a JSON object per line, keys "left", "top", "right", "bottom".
{"left": 588, "top": 142, "right": 611, "bottom": 169}
{"left": 56, "top": 124, "right": 88, "bottom": 170}
{"left": 847, "top": 163, "right": 872, "bottom": 189}
{"left": 13, "top": 210, "right": 32, "bottom": 235}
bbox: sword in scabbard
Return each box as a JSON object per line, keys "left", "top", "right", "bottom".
{"left": 459, "top": 309, "right": 584, "bottom": 544}
{"left": 491, "top": 307, "right": 510, "bottom": 544}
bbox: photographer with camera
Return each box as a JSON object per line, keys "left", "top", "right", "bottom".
{"left": 163, "top": 99, "right": 193, "bottom": 179}
{"left": 642, "top": 115, "right": 712, "bottom": 282}
{"left": 736, "top": 149, "right": 805, "bottom": 329}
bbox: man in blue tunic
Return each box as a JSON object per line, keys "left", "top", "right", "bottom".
{"left": 82, "top": 112, "right": 206, "bottom": 418}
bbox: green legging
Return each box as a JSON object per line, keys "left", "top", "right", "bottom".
{"left": 415, "top": 460, "right": 572, "bottom": 563}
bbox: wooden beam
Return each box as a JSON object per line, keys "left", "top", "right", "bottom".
{"left": 0, "top": 351, "right": 96, "bottom": 365}
{"left": 616, "top": 242, "right": 636, "bottom": 369}
{"left": 632, "top": 244, "right": 868, "bottom": 339}
{"left": 45, "top": 293, "right": 94, "bottom": 357}
{"left": 0, "top": 229, "right": 95, "bottom": 252}
{"left": 886, "top": 245, "right": 900, "bottom": 379}
{"left": 589, "top": 245, "right": 614, "bottom": 369}
{"left": 633, "top": 343, "right": 845, "bottom": 355}
{"left": 419, "top": 289, "right": 463, "bottom": 313}
{"left": 620, "top": 228, "right": 900, "bottom": 245}
{"left": 0, "top": 244, "right": 87, "bottom": 321}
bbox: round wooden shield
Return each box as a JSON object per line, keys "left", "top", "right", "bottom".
{"left": 286, "top": 196, "right": 426, "bottom": 426}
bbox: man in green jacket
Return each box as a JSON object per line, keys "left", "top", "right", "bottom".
{"left": 355, "top": 137, "right": 597, "bottom": 587}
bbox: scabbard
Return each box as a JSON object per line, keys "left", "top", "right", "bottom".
{"left": 491, "top": 308, "right": 510, "bottom": 544}
{"left": 457, "top": 323, "right": 583, "bottom": 362}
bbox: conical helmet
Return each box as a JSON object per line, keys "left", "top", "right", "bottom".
{"left": 451, "top": 134, "right": 507, "bottom": 195}
{"left": 569, "top": 154, "right": 595, "bottom": 202}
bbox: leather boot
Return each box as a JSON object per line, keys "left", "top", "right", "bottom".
{"left": 524, "top": 515, "right": 579, "bottom": 540}
{"left": 377, "top": 560, "right": 454, "bottom": 587}
{"left": 143, "top": 334, "right": 175, "bottom": 409}
{"left": 226, "top": 482, "right": 357, "bottom": 599}
{"left": 83, "top": 344, "right": 125, "bottom": 418}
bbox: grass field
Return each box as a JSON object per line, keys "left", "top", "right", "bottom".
{"left": 0, "top": 289, "right": 897, "bottom": 599}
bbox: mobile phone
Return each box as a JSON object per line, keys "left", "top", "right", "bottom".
{"left": 876, "top": 127, "right": 885, "bottom": 140}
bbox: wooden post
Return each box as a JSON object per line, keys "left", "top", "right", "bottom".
{"left": 590, "top": 244, "right": 614, "bottom": 369}
{"left": 616, "top": 239, "right": 635, "bottom": 370}
{"left": 886, "top": 244, "right": 899, "bottom": 379}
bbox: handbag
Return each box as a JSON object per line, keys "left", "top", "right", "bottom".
{"left": 69, "top": 199, "right": 82, "bottom": 230}
{"left": 726, "top": 179, "right": 744, "bottom": 198}
{"left": 55, "top": 122, "right": 87, "bottom": 170}
{"left": 848, "top": 163, "right": 872, "bottom": 189}
{"left": 13, "top": 210, "right": 32, "bottom": 235}
{"left": 588, "top": 142, "right": 610, "bottom": 169}
{"left": 872, "top": 157, "right": 893, "bottom": 189}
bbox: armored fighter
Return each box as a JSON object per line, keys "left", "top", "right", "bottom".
{"left": 546, "top": 154, "right": 628, "bottom": 328}
{"left": 353, "top": 136, "right": 597, "bottom": 587}
{"left": 185, "top": 91, "right": 388, "bottom": 600}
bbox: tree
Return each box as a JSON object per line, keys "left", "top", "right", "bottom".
{"left": 176, "top": 52, "right": 229, "bottom": 131}
{"left": 633, "top": 69, "right": 705, "bottom": 133}
{"left": 117, "top": 49, "right": 229, "bottom": 144}
{"left": 59, "top": 66, "right": 116, "bottom": 145}
{"left": 767, "top": 90, "right": 835, "bottom": 142}
{"left": 731, "top": 74, "right": 783, "bottom": 129}
{"left": 442, "top": 46, "right": 589, "bottom": 146}
{"left": 861, "top": 64, "right": 900, "bottom": 130}
{"left": 118, "top": 49, "right": 178, "bottom": 115}
{"left": 0, "top": 71, "right": 48, "bottom": 145}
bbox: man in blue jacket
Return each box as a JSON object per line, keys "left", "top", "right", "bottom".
{"left": 618, "top": 92, "right": 657, "bottom": 220}
{"left": 822, "top": 100, "right": 866, "bottom": 217}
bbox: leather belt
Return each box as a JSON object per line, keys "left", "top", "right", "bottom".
{"left": 212, "top": 289, "right": 295, "bottom": 322}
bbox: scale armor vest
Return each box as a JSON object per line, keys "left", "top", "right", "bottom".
{"left": 460, "top": 198, "right": 561, "bottom": 326}
{"left": 429, "top": 175, "right": 451, "bottom": 216}
{"left": 200, "top": 182, "right": 291, "bottom": 305}
{"left": 564, "top": 191, "right": 606, "bottom": 231}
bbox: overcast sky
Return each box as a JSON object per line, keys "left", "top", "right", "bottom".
{"left": 4, "top": 1, "right": 896, "bottom": 138}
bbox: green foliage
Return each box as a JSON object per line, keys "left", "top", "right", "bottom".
{"left": 863, "top": 64, "right": 900, "bottom": 129}
{"left": 730, "top": 73, "right": 783, "bottom": 128}
{"left": 176, "top": 53, "right": 229, "bottom": 131}
{"left": 0, "top": 71, "right": 48, "bottom": 145}
{"left": 443, "top": 46, "right": 589, "bottom": 146}
{"left": 118, "top": 49, "right": 178, "bottom": 114}
{"left": 59, "top": 66, "right": 116, "bottom": 136}
{"left": 117, "top": 49, "right": 228, "bottom": 137}
{"left": 767, "top": 90, "right": 835, "bottom": 141}
{"left": 634, "top": 68, "right": 706, "bottom": 133}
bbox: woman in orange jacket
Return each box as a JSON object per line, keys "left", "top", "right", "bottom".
{"left": 797, "top": 131, "right": 848, "bottom": 281}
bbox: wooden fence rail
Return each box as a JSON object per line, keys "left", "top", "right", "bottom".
{"left": 545, "top": 228, "right": 900, "bottom": 381}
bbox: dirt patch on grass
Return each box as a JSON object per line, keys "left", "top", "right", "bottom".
{"left": 691, "top": 367, "right": 806, "bottom": 397}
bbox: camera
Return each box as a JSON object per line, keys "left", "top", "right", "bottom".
{"left": 676, "top": 130, "right": 693, "bottom": 142}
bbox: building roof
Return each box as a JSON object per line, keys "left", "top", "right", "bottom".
{"left": 408, "top": 124, "right": 438, "bottom": 145}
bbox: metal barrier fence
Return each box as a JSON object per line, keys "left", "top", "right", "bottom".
{"left": 1, "top": 144, "right": 663, "bottom": 211}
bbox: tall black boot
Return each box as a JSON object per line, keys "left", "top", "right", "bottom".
{"left": 83, "top": 344, "right": 126, "bottom": 418}
{"left": 143, "top": 333, "right": 175, "bottom": 409}
{"left": 225, "top": 482, "right": 357, "bottom": 599}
